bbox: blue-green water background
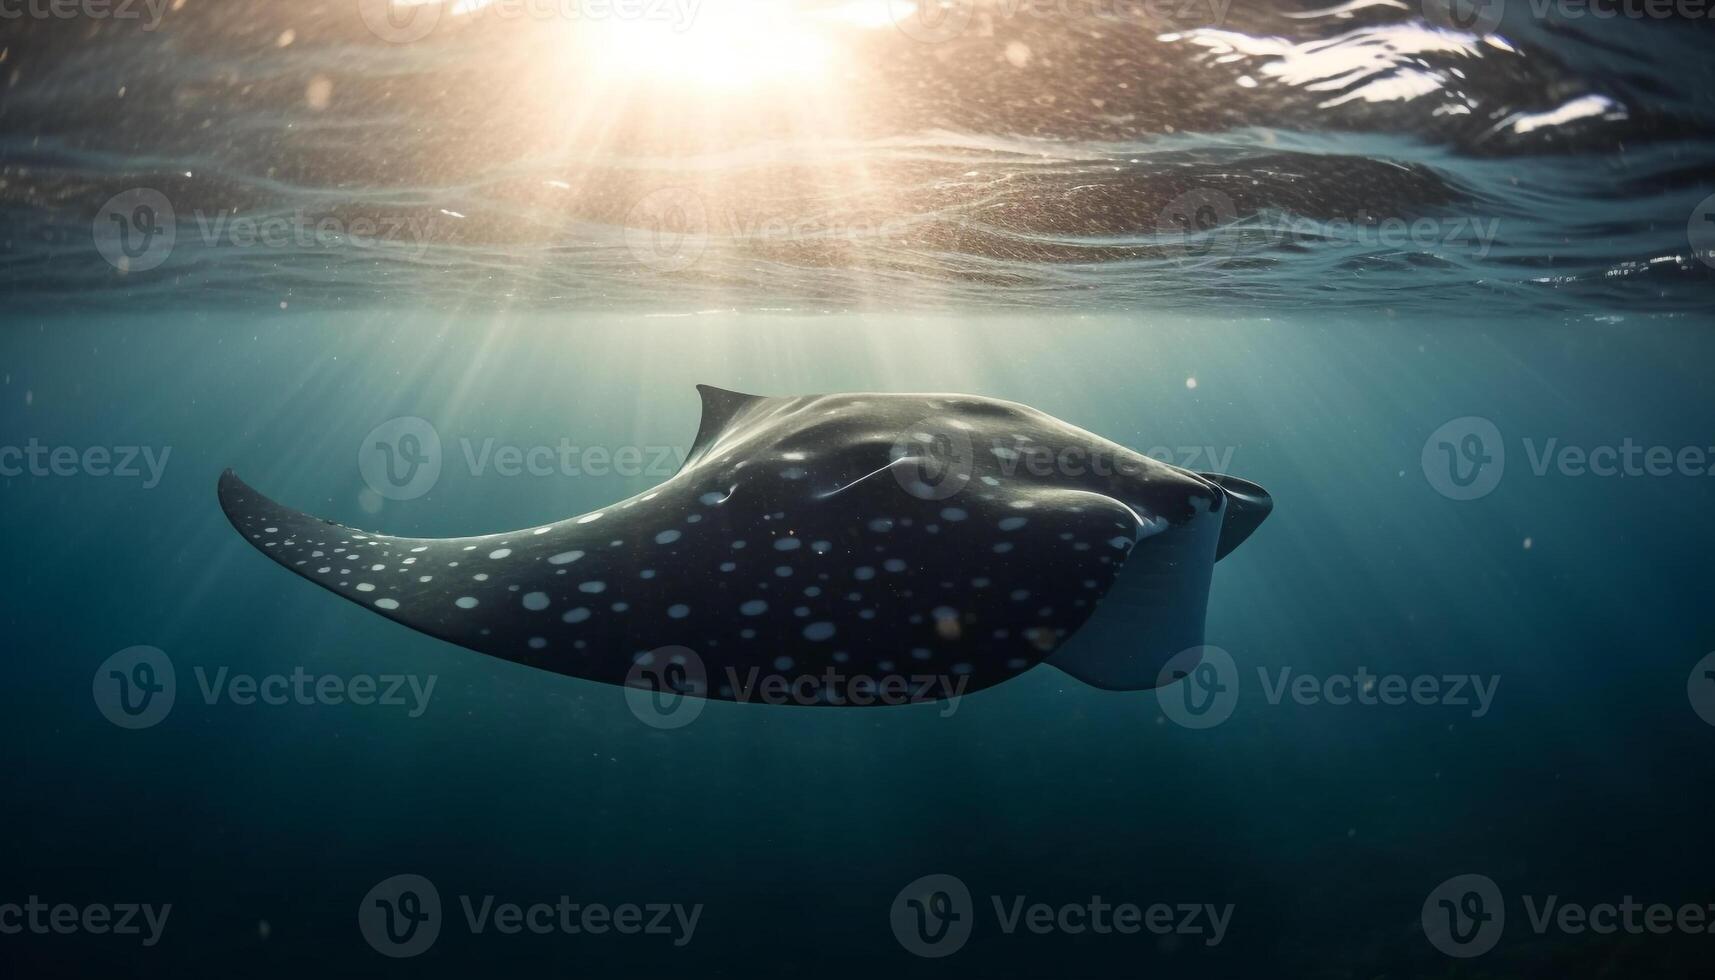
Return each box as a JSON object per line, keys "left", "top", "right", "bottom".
{"left": 3, "top": 311, "right": 1713, "bottom": 977}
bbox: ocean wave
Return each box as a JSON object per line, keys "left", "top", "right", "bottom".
{"left": 0, "top": 0, "right": 1711, "bottom": 313}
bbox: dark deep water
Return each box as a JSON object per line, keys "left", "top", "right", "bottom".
{"left": 3, "top": 1, "right": 1715, "bottom": 978}
{"left": 5, "top": 314, "right": 1715, "bottom": 978}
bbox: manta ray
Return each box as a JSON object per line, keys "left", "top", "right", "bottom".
{"left": 218, "top": 386, "right": 1270, "bottom": 704}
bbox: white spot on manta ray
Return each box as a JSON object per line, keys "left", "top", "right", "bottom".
{"left": 455, "top": 596, "right": 479, "bottom": 609}
{"left": 740, "top": 600, "right": 767, "bottom": 615}
{"left": 489, "top": 548, "right": 512, "bottom": 559}
{"left": 356, "top": 583, "right": 376, "bottom": 592}
{"left": 375, "top": 598, "right": 400, "bottom": 610}
{"left": 522, "top": 591, "right": 550, "bottom": 611}
{"left": 562, "top": 607, "right": 591, "bottom": 623}
{"left": 655, "top": 529, "right": 682, "bottom": 545}
{"left": 576, "top": 513, "right": 604, "bottom": 524}
{"left": 548, "top": 551, "right": 584, "bottom": 565}
{"left": 668, "top": 604, "right": 690, "bottom": 619}
{"left": 773, "top": 537, "right": 801, "bottom": 551}
{"left": 803, "top": 622, "right": 835, "bottom": 641}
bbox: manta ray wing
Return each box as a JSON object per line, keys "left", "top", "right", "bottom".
{"left": 219, "top": 387, "right": 1269, "bottom": 703}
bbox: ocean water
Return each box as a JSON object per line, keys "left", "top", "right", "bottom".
{"left": 3, "top": 2, "right": 1715, "bottom": 978}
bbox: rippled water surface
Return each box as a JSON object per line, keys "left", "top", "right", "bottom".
{"left": 2, "top": 0, "right": 1713, "bottom": 312}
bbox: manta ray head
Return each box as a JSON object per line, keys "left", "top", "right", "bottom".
{"left": 886, "top": 398, "right": 1271, "bottom": 692}
{"left": 680, "top": 386, "right": 1272, "bottom": 692}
